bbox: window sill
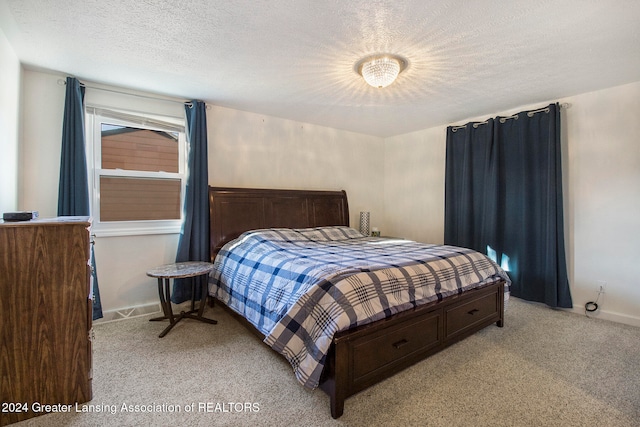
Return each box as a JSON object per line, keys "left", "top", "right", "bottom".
{"left": 92, "top": 222, "right": 182, "bottom": 237}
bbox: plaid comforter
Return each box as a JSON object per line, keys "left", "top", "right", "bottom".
{"left": 210, "top": 226, "right": 510, "bottom": 389}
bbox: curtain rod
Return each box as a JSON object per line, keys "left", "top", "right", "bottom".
{"left": 57, "top": 78, "right": 200, "bottom": 108}
{"left": 451, "top": 103, "right": 571, "bottom": 132}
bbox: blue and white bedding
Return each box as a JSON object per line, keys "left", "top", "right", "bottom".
{"left": 209, "top": 226, "right": 510, "bottom": 389}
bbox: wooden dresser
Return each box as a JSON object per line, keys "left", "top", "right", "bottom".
{"left": 0, "top": 217, "right": 93, "bottom": 425}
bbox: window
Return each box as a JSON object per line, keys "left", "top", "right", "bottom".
{"left": 86, "top": 107, "right": 187, "bottom": 236}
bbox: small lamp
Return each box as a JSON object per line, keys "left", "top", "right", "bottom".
{"left": 359, "top": 212, "right": 370, "bottom": 236}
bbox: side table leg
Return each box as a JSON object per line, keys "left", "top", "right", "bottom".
{"left": 190, "top": 278, "right": 197, "bottom": 312}
{"left": 150, "top": 278, "right": 170, "bottom": 320}
{"left": 150, "top": 278, "right": 178, "bottom": 338}
{"left": 183, "top": 274, "right": 217, "bottom": 325}
{"left": 197, "top": 275, "right": 209, "bottom": 318}
{"left": 163, "top": 278, "right": 175, "bottom": 323}
{"left": 148, "top": 268, "right": 217, "bottom": 337}
{"left": 198, "top": 276, "right": 209, "bottom": 317}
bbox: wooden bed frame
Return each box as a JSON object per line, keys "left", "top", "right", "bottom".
{"left": 208, "top": 186, "right": 505, "bottom": 418}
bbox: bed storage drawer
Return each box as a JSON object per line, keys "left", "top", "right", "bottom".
{"left": 350, "top": 310, "right": 441, "bottom": 385}
{"left": 444, "top": 290, "right": 499, "bottom": 339}
{"left": 320, "top": 281, "right": 504, "bottom": 419}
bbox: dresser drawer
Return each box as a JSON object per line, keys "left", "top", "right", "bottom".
{"left": 445, "top": 291, "right": 499, "bottom": 339}
{"left": 351, "top": 311, "right": 441, "bottom": 382}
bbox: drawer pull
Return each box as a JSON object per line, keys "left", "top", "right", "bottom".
{"left": 392, "top": 339, "right": 409, "bottom": 349}
{"left": 468, "top": 308, "right": 479, "bottom": 315}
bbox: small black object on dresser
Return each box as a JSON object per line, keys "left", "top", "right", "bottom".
{"left": 2, "top": 211, "right": 39, "bottom": 221}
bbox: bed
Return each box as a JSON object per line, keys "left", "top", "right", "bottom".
{"left": 208, "top": 186, "right": 509, "bottom": 418}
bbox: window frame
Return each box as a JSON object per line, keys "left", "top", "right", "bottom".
{"left": 86, "top": 106, "right": 187, "bottom": 237}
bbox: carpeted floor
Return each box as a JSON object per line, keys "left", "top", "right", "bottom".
{"left": 13, "top": 298, "right": 640, "bottom": 427}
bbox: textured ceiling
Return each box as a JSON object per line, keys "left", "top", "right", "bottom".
{"left": 1, "top": 0, "right": 639, "bottom": 137}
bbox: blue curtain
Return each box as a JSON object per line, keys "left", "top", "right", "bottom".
{"left": 444, "top": 118, "right": 497, "bottom": 253}
{"left": 172, "top": 100, "right": 210, "bottom": 303}
{"left": 58, "top": 77, "right": 103, "bottom": 319}
{"left": 445, "top": 103, "right": 572, "bottom": 308}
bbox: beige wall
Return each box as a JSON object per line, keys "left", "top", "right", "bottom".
{"left": 207, "top": 105, "right": 385, "bottom": 230}
{"left": 383, "top": 82, "right": 640, "bottom": 326}
{"left": 19, "top": 71, "right": 64, "bottom": 216}
{"left": 384, "top": 126, "right": 445, "bottom": 243}
{"left": 0, "top": 26, "right": 20, "bottom": 213}
{"left": 563, "top": 82, "right": 640, "bottom": 325}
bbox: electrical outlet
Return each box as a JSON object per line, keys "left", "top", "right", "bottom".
{"left": 597, "top": 281, "right": 607, "bottom": 294}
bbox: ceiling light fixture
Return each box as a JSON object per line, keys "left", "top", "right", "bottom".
{"left": 356, "top": 54, "right": 407, "bottom": 88}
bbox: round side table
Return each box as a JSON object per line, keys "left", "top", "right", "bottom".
{"left": 146, "top": 261, "right": 217, "bottom": 338}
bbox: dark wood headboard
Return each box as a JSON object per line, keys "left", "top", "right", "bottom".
{"left": 208, "top": 187, "right": 349, "bottom": 261}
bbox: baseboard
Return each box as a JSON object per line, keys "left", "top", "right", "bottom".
{"left": 565, "top": 306, "right": 640, "bottom": 328}
{"left": 95, "top": 302, "right": 162, "bottom": 324}
{"left": 94, "top": 300, "right": 201, "bottom": 324}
